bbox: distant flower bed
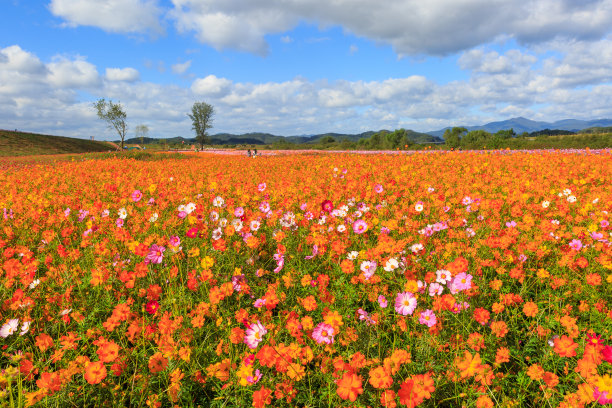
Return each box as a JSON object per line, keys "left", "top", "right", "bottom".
{"left": 0, "top": 150, "right": 611, "bottom": 407}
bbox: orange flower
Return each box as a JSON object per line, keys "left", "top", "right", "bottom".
{"left": 495, "top": 347, "right": 510, "bottom": 365}
{"left": 475, "top": 395, "right": 494, "bottom": 408}
{"left": 36, "top": 371, "right": 62, "bottom": 393}
{"left": 542, "top": 371, "right": 559, "bottom": 388}
{"left": 412, "top": 373, "right": 435, "bottom": 399}
{"left": 398, "top": 378, "right": 424, "bottom": 408}
{"left": 490, "top": 320, "right": 508, "bottom": 338}
{"left": 148, "top": 352, "right": 168, "bottom": 374}
{"left": 380, "top": 389, "right": 397, "bottom": 408}
{"left": 252, "top": 386, "right": 273, "bottom": 408}
{"left": 456, "top": 351, "right": 482, "bottom": 379}
{"left": 526, "top": 364, "right": 545, "bottom": 381}
{"left": 369, "top": 366, "right": 393, "bottom": 389}
{"left": 95, "top": 338, "right": 120, "bottom": 363}
{"left": 35, "top": 333, "right": 54, "bottom": 352}
{"left": 84, "top": 361, "right": 107, "bottom": 385}
{"left": 523, "top": 301, "right": 539, "bottom": 317}
{"left": 554, "top": 335, "right": 578, "bottom": 357}
{"left": 336, "top": 371, "right": 363, "bottom": 402}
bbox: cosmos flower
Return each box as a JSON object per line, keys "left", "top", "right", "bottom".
{"left": 312, "top": 322, "right": 335, "bottom": 344}
{"left": 244, "top": 321, "right": 267, "bottom": 349}
{"left": 394, "top": 292, "right": 417, "bottom": 316}
{"left": 352, "top": 219, "right": 368, "bottom": 234}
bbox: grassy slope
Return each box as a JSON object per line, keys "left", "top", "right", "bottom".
{"left": 0, "top": 129, "right": 113, "bottom": 157}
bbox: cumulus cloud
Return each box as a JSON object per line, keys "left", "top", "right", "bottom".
{"left": 171, "top": 60, "right": 192, "bottom": 74}
{"left": 4, "top": 43, "right": 612, "bottom": 139}
{"left": 165, "top": 0, "right": 612, "bottom": 56}
{"left": 49, "top": 0, "right": 163, "bottom": 35}
{"left": 105, "top": 67, "right": 140, "bottom": 82}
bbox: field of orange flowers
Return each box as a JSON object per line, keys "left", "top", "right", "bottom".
{"left": 0, "top": 150, "right": 611, "bottom": 407}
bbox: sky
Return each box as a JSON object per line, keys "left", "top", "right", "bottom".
{"left": 2, "top": 0, "right": 612, "bottom": 140}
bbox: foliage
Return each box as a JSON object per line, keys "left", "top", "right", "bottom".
{"left": 443, "top": 127, "right": 467, "bottom": 148}
{"left": 93, "top": 98, "right": 128, "bottom": 149}
{"left": 0, "top": 129, "right": 111, "bottom": 157}
{"left": 188, "top": 102, "right": 214, "bottom": 149}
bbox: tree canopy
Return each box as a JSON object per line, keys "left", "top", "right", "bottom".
{"left": 188, "top": 102, "right": 214, "bottom": 149}
{"left": 94, "top": 98, "right": 128, "bottom": 149}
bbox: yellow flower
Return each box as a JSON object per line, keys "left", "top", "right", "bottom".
{"left": 201, "top": 256, "right": 214, "bottom": 268}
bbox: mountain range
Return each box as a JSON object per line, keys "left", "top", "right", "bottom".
{"left": 426, "top": 117, "right": 612, "bottom": 137}
{"left": 117, "top": 117, "right": 612, "bottom": 145}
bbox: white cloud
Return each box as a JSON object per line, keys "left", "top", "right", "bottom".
{"left": 47, "top": 57, "right": 100, "bottom": 88}
{"left": 4, "top": 43, "right": 612, "bottom": 139}
{"left": 105, "top": 67, "right": 140, "bottom": 82}
{"left": 49, "top": 0, "right": 163, "bottom": 35}
{"left": 171, "top": 60, "right": 192, "bottom": 74}
{"left": 191, "top": 75, "right": 232, "bottom": 97}
{"left": 280, "top": 35, "right": 293, "bottom": 44}
{"left": 166, "top": 0, "right": 612, "bottom": 56}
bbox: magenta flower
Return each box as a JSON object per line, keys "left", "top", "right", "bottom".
{"left": 305, "top": 245, "right": 319, "bottom": 260}
{"left": 312, "top": 322, "right": 335, "bottom": 344}
{"left": 146, "top": 244, "right": 165, "bottom": 264}
{"left": 116, "top": 218, "right": 124, "bottom": 228}
{"left": 131, "top": 190, "right": 143, "bottom": 202}
{"left": 419, "top": 309, "right": 437, "bottom": 327}
{"left": 168, "top": 236, "right": 181, "bottom": 247}
{"left": 352, "top": 219, "right": 368, "bottom": 234}
{"left": 186, "top": 227, "right": 198, "bottom": 238}
{"left": 602, "top": 345, "right": 612, "bottom": 364}
{"left": 321, "top": 200, "right": 334, "bottom": 213}
{"left": 394, "top": 292, "right": 417, "bottom": 316}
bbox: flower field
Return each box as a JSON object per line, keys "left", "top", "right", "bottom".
{"left": 1, "top": 150, "right": 611, "bottom": 407}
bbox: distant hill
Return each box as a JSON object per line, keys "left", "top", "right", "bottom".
{"left": 428, "top": 117, "right": 612, "bottom": 137}
{"left": 0, "top": 129, "right": 112, "bottom": 157}
{"left": 120, "top": 130, "right": 441, "bottom": 145}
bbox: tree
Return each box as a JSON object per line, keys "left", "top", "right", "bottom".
{"left": 188, "top": 102, "right": 214, "bottom": 149}
{"left": 443, "top": 127, "right": 467, "bottom": 149}
{"left": 94, "top": 98, "right": 128, "bottom": 149}
{"left": 135, "top": 124, "right": 149, "bottom": 145}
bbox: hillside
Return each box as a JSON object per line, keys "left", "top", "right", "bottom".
{"left": 0, "top": 129, "right": 112, "bottom": 156}
{"left": 120, "top": 129, "right": 440, "bottom": 145}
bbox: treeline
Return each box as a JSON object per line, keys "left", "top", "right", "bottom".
{"left": 443, "top": 127, "right": 611, "bottom": 149}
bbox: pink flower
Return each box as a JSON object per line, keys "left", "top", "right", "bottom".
{"left": 168, "top": 236, "right": 181, "bottom": 247}
{"left": 305, "top": 245, "right": 319, "bottom": 260}
{"left": 569, "top": 239, "right": 583, "bottom": 251}
{"left": 360, "top": 261, "right": 377, "bottom": 280}
{"left": 352, "top": 219, "right": 368, "bottom": 234}
{"left": 116, "top": 218, "right": 124, "bottom": 228}
{"left": 146, "top": 244, "right": 165, "bottom": 264}
{"left": 394, "top": 292, "right": 417, "bottom": 316}
{"left": 258, "top": 182, "right": 266, "bottom": 192}
{"left": 131, "top": 190, "right": 143, "bottom": 202}
{"left": 419, "top": 309, "right": 437, "bottom": 327}
{"left": 178, "top": 211, "right": 187, "bottom": 219}
{"left": 374, "top": 184, "right": 383, "bottom": 194}
{"left": 244, "top": 321, "right": 267, "bottom": 349}
{"left": 378, "top": 295, "right": 388, "bottom": 308}
{"left": 234, "top": 207, "right": 245, "bottom": 217}
{"left": 312, "top": 323, "right": 335, "bottom": 344}
{"left": 259, "top": 201, "right": 270, "bottom": 213}
{"left": 254, "top": 298, "right": 266, "bottom": 308}
{"left": 452, "top": 272, "right": 472, "bottom": 292}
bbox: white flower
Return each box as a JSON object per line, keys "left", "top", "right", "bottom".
{"left": 436, "top": 269, "right": 452, "bottom": 284}
{"left": 101, "top": 209, "right": 110, "bottom": 218}
{"left": 218, "top": 218, "right": 228, "bottom": 227}
{"left": 415, "top": 202, "right": 424, "bottom": 212}
{"left": 250, "top": 220, "right": 261, "bottom": 232}
{"left": 210, "top": 211, "right": 219, "bottom": 222}
{"left": 20, "top": 321, "right": 31, "bottom": 336}
{"left": 1, "top": 319, "right": 19, "bottom": 338}
{"left": 60, "top": 308, "right": 72, "bottom": 316}
{"left": 542, "top": 200, "right": 550, "bottom": 208}
{"left": 410, "top": 243, "right": 424, "bottom": 253}
{"left": 593, "top": 198, "right": 599, "bottom": 204}
{"left": 563, "top": 189, "right": 572, "bottom": 196}
{"left": 29, "top": 279, "right": 40, "bottom": 289}
{"left": 383, "top": 258, "right": 399, "bottom": 272}
{"left": 149, "top": 213, "right": 158, "bottom": 222}
{"left": 118, "top": 207, "right": 127, "bottom": 219}
{"left": 177, "top": 204, "right": 186, "bottom": 213}
{"left": 347, "top": 251, "right": 359, "bottom": 260}
{"left": 212, "top": 228, "right": 222, "bottom": 240}
{"left": 337, "top": 224, "right": 346, "bottom": 233}
{"left": 212, "top": 196, "right": 225, "bottom": 207}
{"left": 185, "top": 202, "right": 196, "bottom": 214}
{"left": 231, "top": 219, "right": 243, "bottom": 232}
{"left": 567, "top": 195, "right": 577, "bottom": 203}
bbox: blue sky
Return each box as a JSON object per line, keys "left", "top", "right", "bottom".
{"left": 2, "top": 0, "right": 612, "bottom": 139}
